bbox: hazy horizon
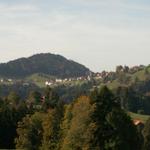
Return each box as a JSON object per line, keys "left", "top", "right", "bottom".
{"left": 0, "top": 0, "right": 150, "bottom": 72}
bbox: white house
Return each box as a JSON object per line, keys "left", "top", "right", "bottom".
{"left": 56, "top": 79, "right": 63, "bottom": 83}
{"left": 8, "top": 79, "right": 12, "bottom": 82}
{"left": 0, "top": 79, "right": 4, "bottom": 83}
{"left": 45, "top": 81, "right": 53, "bottom": 86}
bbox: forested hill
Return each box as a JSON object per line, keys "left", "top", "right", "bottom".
{"left": 0, "top": 53, "right": 90, "bottom": 78}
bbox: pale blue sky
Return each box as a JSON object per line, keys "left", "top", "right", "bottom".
{"left": 0, "top": 0, "right": 150, "bottom": 71}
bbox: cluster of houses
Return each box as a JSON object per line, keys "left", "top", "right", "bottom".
{"left": 0, "top": 78, "right": 13, "bottom": 83}
{"left": 45, "top": 76, "right": 90, "bottom": 86}
{"left": 44, "top": 73, "right": 104, "bottom": 86}
{"left": 0, "top": 73, "right": 104, "bottom": 87}
{"left": 2, "top": 65, "right": 145, "bottom": 87}
{"left": 0, "top": 78, "right": 31, "bottom": 87}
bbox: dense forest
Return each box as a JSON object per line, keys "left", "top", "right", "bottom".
{"left": 1, "top": 55, "right": 150, "bottom": 149}
{"left": 0, "top": 86, "right": 149, "bottom": 150}
{"left": 0, "top": 53, "right": 90, "bottom": 78}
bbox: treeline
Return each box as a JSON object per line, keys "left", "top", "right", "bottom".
{"left": 115, "top": 81, "right": 150, "bottom": 115}
{"left": 0, "top": 87, "right": 60, "bottom": 149}
{"left": 0, "top": 79, "right": 93, "bottom": 102}
{"left": 102, "top": 65, "right": 150, "bottom": 115}
{"left": 0, "top": 86, "right": 150, "bottom": 149}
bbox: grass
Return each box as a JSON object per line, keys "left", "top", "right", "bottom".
{"left": 25, "top": 73, "right": 89, "bottom": 88}
{"left": 107, "top": 80, "right": 121, "bottom": 89}
{"left": 129, "top": 112, "right": 150, "bottom": 123}
{"left": 132, "top": 70, "right": 146, "bottom": 81}
{"left": 101, "top": 66, "right": 150, "bottom": 90}
{"left": 25, "top": 73, "right": 56, "bottom": 88}
{"left": 131, "top": 66, "right": 150, "bottom": 82}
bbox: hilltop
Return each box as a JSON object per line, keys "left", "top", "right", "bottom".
{"left": 0, "top": 53, "right": 90, "bottom": 78}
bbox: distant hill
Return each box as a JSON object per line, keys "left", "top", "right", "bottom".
{"left": 0, "top": 53, "right": 90, "bottom": 78}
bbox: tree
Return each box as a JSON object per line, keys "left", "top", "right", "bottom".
{"left": 134, "top": 76, "right": 140, "bottom": 83}
{"left": 116, "top": 87, "right": 141, "bottom": 112}
{"left": 116, "top": 66, "right": 123, "bottom": 74}
{"left": 7, "top": 91, "right": 20, "bottom": 107}
{"left": 60, "top": 96, "right": 92, "bottom": 150}
{"left": 0, "top": 100, "right": 28, "bottom": 149}
{"left": 27, "top": 91, "right": 41, "bottom": 105}
{"left": 0, "top": 106, "right": 17, "bottom": 148}
{"left": 89, "top": 87, "right": 99, "bottom": 104}
{"left": 43, "top": 87, "right": 59, "bottom": 109}
{"left": 88, "top": 86, "right": 141, "bottom": 150}
{"left": 15, "top": 112, "right": 45, "bottom": 150}
{"left": 88, "top": 86, "right": 118, "bottom": 149}
{"left": 41, "top": 103, "right": 64, "bottom": 150}
{"left": 123, "top": 66, "right": 129, "bottom": 73}
{"left": 106, "top": 108, "right": 142, "bottom": 150}
{"left": 144, "top": 67, "right": 149, "bottom": 75}
{"left": 142, "top": 118, "right": 150, "bottom": 150}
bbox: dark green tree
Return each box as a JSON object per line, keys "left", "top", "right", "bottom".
{"left": 43, "top": 87, "right": 59, "bottom": 109}
{"left": 28, "top": 91, "right": 41, "bottom": 105}
{"left": 142, "top": 118, "right": 150, "bottom": 150}
{"left": 0, "top": 102, "right": 27, "bottom": 149}
{"left": 88, "top": 86, "right": 141, "bottom": 150}
{"left": 89, "top": 86, "right": 118, "bottom": 149}
{"left": 15, "top": 112, "right": 44, "bottom": 150}
{"left": 7, "top": 91, "right": 20, "bottom": 107}
{"left": 106, "top": 108, "right": 142, "bottom": 150}
{"left": 123, "top": 66, "right": 129, "bottom": 73}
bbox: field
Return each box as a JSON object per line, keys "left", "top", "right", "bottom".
{"left": 129, "top": 112, "right": 150, "bottom": 123}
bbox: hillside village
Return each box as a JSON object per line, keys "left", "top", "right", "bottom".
{"left": 0, "top": 65, "right": 146, "bottom": 88}
{"left": 0, "top": 73, "right": 101, "bottom": 87}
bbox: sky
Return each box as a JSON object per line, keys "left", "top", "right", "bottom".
{"left": 0, "top": 0, "right": 150, "bottom": 72}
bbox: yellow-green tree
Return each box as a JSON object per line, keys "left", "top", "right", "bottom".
{"left": 15, "top": 112, "right": 45, "bottom": 150}
{"left": 40, "top": 104, "right": 64, "bottom": 150}
{"left": 7, "top": 91, "right": 20, "bottom": 108}
{"left": 61, "top": 96, "right": 92, "bottom": 150}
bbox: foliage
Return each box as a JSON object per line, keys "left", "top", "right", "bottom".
{"left": 142, "top": 118, "right": 150, "bottom": 150}
{"left": 15, "top": 112, "right": 45, "bottom": 150}
{"left": 43, "top": 87, "right": 60, "bottom": 109}
{"left": 61, "top": 96, "right": 92, "bottom": 150}
{"left": 88, "top": 86, "right": 141, "bottom": 150}
{"left": 0, "top": 84, "right": 148, "bottom": 150}
{"left": 0, "top": 97, "right": 28, "bottom": 149}
{"left": 0, "top": 53, "right": 90, "bottom": 78}
{"left": 41, "top": 105, "right": 64, "bottom": 150}
{"left": 27, "top": 91, "right": 41, "bottom": 104}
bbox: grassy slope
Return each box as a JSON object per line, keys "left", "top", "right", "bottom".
{"left": 24, "top": 66, "right": 150, "bottom": 89}
{"left": 25, "top": 73, "right": 89, "bottom": 88}
{"left": 132, "top": 67, "right": 150, "bottom": 81}
{"left": 106, "top": 66, "right": 150, "bottom": 89}
{"left": 129, "top": 112, "right": 150, "bottom": 123}
{"left": 25, "top": 73, "right": 56, "bottom": 87}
